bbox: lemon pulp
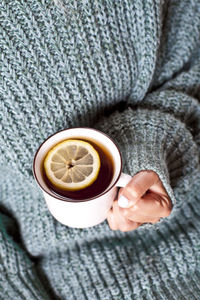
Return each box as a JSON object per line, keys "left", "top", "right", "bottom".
{"left": 44, "top": 139, "right": 101, "bottom": 191}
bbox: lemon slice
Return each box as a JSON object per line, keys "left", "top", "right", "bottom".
{"left": 44, "top": 139, "right": 101, "bottom": 191}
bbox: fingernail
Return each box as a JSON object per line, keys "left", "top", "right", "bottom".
{"left": 118, "top": 195, "right": 129, "bottom": 208}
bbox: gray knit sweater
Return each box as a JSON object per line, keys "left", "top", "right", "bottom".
{"left": 0, "top": 0, "right": 200, "bottom": 299}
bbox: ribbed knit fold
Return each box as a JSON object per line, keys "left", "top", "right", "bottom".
{"left": 0, "top": 0, "right": 200, "bottom": 299}
{"left": 135, "top": 89, "right": 200, "bottom": 142}
{"left": 94, "top": 104, "right": 199, "bottom": 217}
{"left": 151, "top": 271, "right": 200, "bottom": 300}
{"left": 39, "top": 206, "right": 200, "bottom": 300}
{"left": 0, "top": 267, "right": 51, "bottom": 300}
{"left": 0, "top": 212, "right": 52, "bottom": 299}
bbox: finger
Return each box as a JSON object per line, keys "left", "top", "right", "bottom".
{"left": 122, "top": 192, "right": 171, "bottom": 223}
{"left": 113, "top": 200, "right": 128, "bottom": 226}
{"left": 112, "top": 201, "right": 141, "bottom": 231}
{"left": 118, "top": 171, "right": 159, "bottom": 208}
{"left": 149, "top": 179, "right": 170, "bottom": 199}
{"left": 118, "top": 173, "right": 172, "bottom": 211}
{"left": 118, "top": 187, "right": 123, "bottom": 198}
{"left": 109, "top": 201, "right": 141, "bottom": 232}
{"left": 143, "top": 175, "right": 172, "bottom": 212}
{"left": 118, "top": 221, "right": 141, "bottom": 232}
{"left": 107, "top": 209, "right": 118, "bottom": 230}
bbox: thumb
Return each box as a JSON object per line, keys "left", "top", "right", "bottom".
{"left": 118, "top": 171, "right": 159, "bottom": 208}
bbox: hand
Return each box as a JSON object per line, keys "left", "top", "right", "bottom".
{"left": 107, "top": 170, "right": 172, "bottom": 232}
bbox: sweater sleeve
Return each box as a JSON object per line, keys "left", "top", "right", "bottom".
{"left": 94, "top": 88, "right": 200, "bottom": 222}
{"left": 93, "top": 2, "right": 200, "bottom": 222}
{"left": 0, "top": 213, "right": 51, "bottom": 299}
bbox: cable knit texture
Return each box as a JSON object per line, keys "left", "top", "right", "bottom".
{"left": 0, "top": 0, "right": 200, "bottom": 299}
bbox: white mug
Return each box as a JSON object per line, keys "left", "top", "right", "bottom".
{"left": 33, "top": 128, "right": 132, "bottom": 228}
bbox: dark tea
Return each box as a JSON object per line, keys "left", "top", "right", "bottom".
{"left": 42, "top": 138, "right": 114, "bottom": 200}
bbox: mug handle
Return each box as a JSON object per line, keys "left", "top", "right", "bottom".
{"left": 115, "top": 173, "right": 132, "bottom": 208}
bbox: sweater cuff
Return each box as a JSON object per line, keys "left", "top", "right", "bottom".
{"left": 94, "top": 107, "right": 199, "bottom": 219}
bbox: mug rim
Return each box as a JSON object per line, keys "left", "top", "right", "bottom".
{"left": 33, "top": 127, "right": 122, "bottom": 202}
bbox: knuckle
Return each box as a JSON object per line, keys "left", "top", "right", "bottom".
{"left": 109, "top": 221, "right": 117, "bottom": 230}
{"left": 160, "top": 197, "right": 172, "bottom": 216}
{"left": 120, "top": 224, "right": 130, "bottom": 232}
{"left": 120, "top": 208, "right": 129, "bottom": 218}
{"left": 164, "top": 207, "right": 172, "bottom": 217}
{"left": 151, "top": 219, "right": 159, "bottom": 224}
{"left": 125, "top": 183, "right": 141, "bottom": 199}
{"left": 107, "top": 211, "right": 118, "bottom": 230}
{"left": 120, "top": 222, "right": 137, "bottom": 232}
{"left": 150, "top": 170, "right": 157, "bottom": 176}
{"left": 147, "top": 170, "right": 158, "bottom": 178}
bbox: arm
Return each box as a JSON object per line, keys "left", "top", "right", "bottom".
{"left": 93, "top": 0, "right": 200, "bottom": 231}
{"left": 94, "top": 56, "right": 200, "bottom": 230}
{"left": 94, "top": 91, "right": 200, "bottom": 229}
